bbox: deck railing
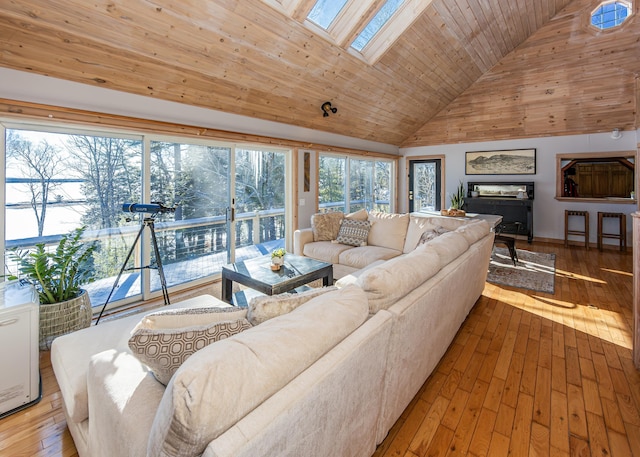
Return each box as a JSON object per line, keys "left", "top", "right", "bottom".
{"left": 5, "top": 208, "right": 285, "bottom": 308}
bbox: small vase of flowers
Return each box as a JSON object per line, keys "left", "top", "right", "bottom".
{"left": 271, "top": 248, "right": 286, "bottom": 270}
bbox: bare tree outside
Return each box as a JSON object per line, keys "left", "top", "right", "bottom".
{"left": 65, "top": 135, "right": 141, "bottom": 230}
{"left": 6, "top": 131, "right": 65, "bottom": 237}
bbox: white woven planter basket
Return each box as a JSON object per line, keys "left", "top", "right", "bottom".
{"left": 39, "top": 289, "right": 92, "bottom": 350}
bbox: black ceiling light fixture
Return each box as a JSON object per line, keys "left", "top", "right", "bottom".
{"left": 321, "top": 101, "right": 337, "bottom": 117}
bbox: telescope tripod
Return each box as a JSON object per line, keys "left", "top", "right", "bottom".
{"left": 95, "top": 215, "right": 170, "bottom": 324}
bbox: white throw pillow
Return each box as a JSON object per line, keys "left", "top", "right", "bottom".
{"left": 345, "top": 208, "right": 368, "bottom": 221}
{"left": 247, "top": 286, "right": 337, "bottom": 325}
{"left": 132, "top": 305, "right": 247, "bottom": 332}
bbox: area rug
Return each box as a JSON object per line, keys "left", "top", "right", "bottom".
{"left": 487, "top": 247, "right": 556, "bottom": 293}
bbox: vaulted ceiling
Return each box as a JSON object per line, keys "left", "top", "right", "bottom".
{"left": 0, "top": 0, "right": 638, "bottom": 148}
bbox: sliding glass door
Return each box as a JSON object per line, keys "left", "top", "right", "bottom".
{"left": 3, "top": 123, "right": 289, "bottom": 313}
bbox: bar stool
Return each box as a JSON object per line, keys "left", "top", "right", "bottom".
{"left": 597, "top": 212, "right": 626, "bottom": 251}
{"left": 564, "top": 210, "right": 589, "bottom": 249}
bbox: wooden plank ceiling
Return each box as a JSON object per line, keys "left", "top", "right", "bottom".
{"left": 0, "top": 0, "right": 636, "bottom": 148}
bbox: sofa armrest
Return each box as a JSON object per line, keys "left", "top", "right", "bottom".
{"left": 294, "top": 228, "right": 314, "bottom": 256}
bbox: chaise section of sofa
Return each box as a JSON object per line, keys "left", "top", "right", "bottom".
{"left": 52, "top": 285, "right": 391, "bottom": 457}
{"left": 50, "top": 294, "right": 227, "bottom": 457}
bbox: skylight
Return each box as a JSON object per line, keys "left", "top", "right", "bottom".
{"left": 351, "top": 0, "right": 405, "bottom": 52}
{"left": 263, "top": 0, "right": 431, "bottom": 64}
{"left": 591, "top": 1, "right": 631, "bottom": 30}
{"left": 307, "top": 0, "right": 349, "bottom": 30}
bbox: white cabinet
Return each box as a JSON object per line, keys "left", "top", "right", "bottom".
{"left": 0, "top": 281, "right": 40, "bottom": 418}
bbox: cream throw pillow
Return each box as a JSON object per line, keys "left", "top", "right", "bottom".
{"left": 311, "top": 211, "right": 344, "bottom": 241}
{"left": 345, "top": 208, "right": 368, "bottom": 221}
{"left": 132, "top": 305, "right": 247, "bottom": 332}
{"left": 247, "top": 286, "right": 337, "bottom": 325}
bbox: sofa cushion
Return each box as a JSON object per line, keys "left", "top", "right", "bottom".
{"left": 335, "top": 259, "right": 386, "bottom": 288}
{"left": 129, "top": 318, "right": 253, "bottom": 385}
{"left": 147, "top": 285, "right": 368, "bottom": 457}
{"left": 311, "top": 211, "right": 344, "bottom": 241}
{"left": 430, "top": 216, "right": 474, "bottom": 232}
{"left": 50, "top": 294, "right": 225, "bottom": 424}
{"left": 356, "top": 247, "right": 442, "bottom": 313}
{"left": 303, "top": 240, "right": 353, "bottom": 264}
{"left": 338, "top": 245, "right": 402, "bottom": 270}
{"left": 419, "top": 230, "right": 470, "bottom": 265}
{"left": 456, "top": 219, "right": 490, "bottom": 244}
{"left": 367, "top": 212, "right": 410, "bottom": 251}
{"left": 404, "top": 216, "right": 459, "bottom": 253}
{"left": 335, "top": 219, "right": 371, "bottom": 247}
{"left": 87, "top": 350, "right": 166, "bottom": 457}
{"left": 345, "top": 208, "right": 369, "bottom": 221}
{"left": 247, "top": 286, "right": 337, "bottom": 325}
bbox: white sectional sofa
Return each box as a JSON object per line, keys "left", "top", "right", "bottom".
{"left": 50, "top": 211, "right": 494, "bottom": 457}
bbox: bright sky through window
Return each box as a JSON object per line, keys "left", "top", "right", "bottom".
{"left": 591, "top": 1, "right": 630, "bottom": 29}
{"left": 307, "top": 0, "right": 349, "bottom": 30}
{"left": 351, "top": 0, "right": 405, "bottom": 51}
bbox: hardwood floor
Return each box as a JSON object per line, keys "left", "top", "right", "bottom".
{"left": 374, "top": 242, "right": 640, "bottom": 457}
{"left": 0, "top": 241, "right": 638, "bottom": 457}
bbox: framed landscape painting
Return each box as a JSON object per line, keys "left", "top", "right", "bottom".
{"left": 465, "top": 148, "right": 536, "bottom": 175}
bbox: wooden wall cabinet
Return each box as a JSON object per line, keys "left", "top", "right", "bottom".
{"left": 574, "top": 162, "right": 634, "bottom": 198}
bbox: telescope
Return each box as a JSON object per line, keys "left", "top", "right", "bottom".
{"left": 122, "top": 202, "right": 175, "bottom": 214}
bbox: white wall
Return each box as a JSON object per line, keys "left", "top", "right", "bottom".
{"left": 400, "top": 132, "right": 639, "bottom": 245}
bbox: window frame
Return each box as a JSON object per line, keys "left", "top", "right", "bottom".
{"left": 590, "top": 0, "right": 632, "bottom": 30}
{"left": 555, "top": 150, "right": 636, "bottom": 202}
{"left": 2, "top": 118, "right": 294, "bottom": 313}
{"left": 318, "top": 152, "right": 397, "bottom": 214}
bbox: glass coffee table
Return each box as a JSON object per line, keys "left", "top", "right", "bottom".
{"left": 221, "top": 254, "right": 333, "bottom": 305}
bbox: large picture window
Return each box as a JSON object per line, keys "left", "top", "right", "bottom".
{"left": 3, "top": 123, "right": 290, "bottom": 312}
{"left": 319, "top": 153, "right": 394, "bottom": 213}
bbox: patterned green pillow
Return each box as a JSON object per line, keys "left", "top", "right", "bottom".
{"left": 335, "top": 219, "right": 371, "bottom": 247}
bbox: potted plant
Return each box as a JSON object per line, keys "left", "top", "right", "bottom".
{"left": 271, "top": 247, "right": 286, "bottom": 270}
{"left": 7, "top": 226, "right": 97, "bottom": 350}
{"left": 442, "top": 181, "right": 466, "bottom": 216}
